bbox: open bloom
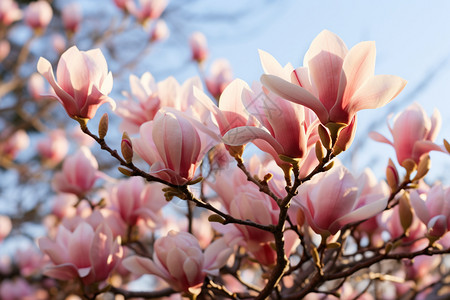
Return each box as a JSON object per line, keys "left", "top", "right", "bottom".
{"left": 38, "top": 222, "right": 122, "bottom": 285}
{"left": 260, "top": 30, "right": 406, "bottom": 126}
{"left": 410, "top": 184, "right": 450, "bottom": 239}
{"left": 369, "top": 103, "right": 443, "bottom": 165}
{"left": 222, "top": 81, "right": 319, "bottom": 163}
{"left": 123, "top": 231, "right": 232, "bottom": 295}
{"left": 293, "top": 164, "right": 388, "bottom": 237}
{"left": 133, "top": 111, "right": 214, "bottom": 185}
{"left": 37, "top": 46, "right": 115, "bottom": 121}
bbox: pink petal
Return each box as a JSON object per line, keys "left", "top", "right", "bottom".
{"left": 258, "top": 49, "right": 292, "bottom": 80}
{"left": 368, "top": 131, "right": 393, "bottom": 145}
{"left": 345, "top": 75, "right": 407, "bottom": 116}
{"left": 222, "top": 126, "right": 284, "bottom": 154}
{"left": 260, "top": 74, "right": 328, "bottom": 123}
{"left": 340, "top": 41, "right": 376, "bottom": 107}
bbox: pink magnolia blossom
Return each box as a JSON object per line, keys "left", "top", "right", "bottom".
{"left": 410, "top": 184, "right": 450, "bottom": 239}
{"left": 369, "top": 103, "right": 443, "bottom": 165}
{"left": 0, "top": 40, "right": 10, "bottom": 62}
{"left": 0, "top": 278, "right": 34, "bottom": 300}
{"left": 61, "top": 3, "right": 82, "bottom": 35}
{"left": 37, "top": 129, "right": 69, "bottom": 167}
{"left": 0, "top": 215, "right": 12, "bottom": 242}
{"left": 27, "top": 73, "right": 47, "bottom": 101}
{"left": 133, "top": 111, "right": 214, "bottom": 185}
{"left": 122, "top": 231, "right": 232, "bottom": 295}
{"left": 116, "top": 72, "right": 207, "bottom": 134}
{"left": 0, "top": 0, "right": 22, "bottom": 26}
{"left": 293, "top": 164, "right": 388, "bottom": 237}
{"left": 38, "top": 222, "right": 123, "bottom": 285}
{"left": 190, "top": 32, "right": 208, "bottom": 63}
{"left": 129, "top": 0, "right": 168, "bottom": 24}
{"left": 37, "top": 46, "right": 115, "bottom": 121}
{"left": 150, "top": 19, "right": 169, "bottom": 42}
{"left": 223, "top": 81, "right": 319, "bottom": 164}
{"left": 0, "top": 129, "right": 30, "bottom": 161}
{"left": 15, "top": 246, "right": 45, "bottom": 277}
{"left": 205, "top": 59, "right": 233, "bottom": 99}
{"left": 52, "top": 147, "right": 100, "bottom": 196}
{"left": 260, "top": 30, "right": 406, "bottom": 126}
{"left": 106, "top": 177, "right": 167, "bottom": 227}
{"left": 24, "top": 0, "right": 53, "bottom": 32}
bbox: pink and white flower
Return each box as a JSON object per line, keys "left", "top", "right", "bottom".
{"left": 133, "top": 111, "right": 215, "bottom": 185}
{"left": 122, "top": 231, "right": 232, "bottom": 295}
{"left": 205, "top": 59, "right": 233, "bottom": 99}
{"left": 0, "top": 0, "right": 22, "bottom": 27}
{"left": 24, "top": 0, "right": 53, "bottom": 32}
{"left": 190, "top": 32, "right": 208, "bottom": 63}
{"left": 370, "top": 103, "right": 443, "bottom": 165}
{"left": 260, "top": 30, "right": 406, "bottom": 126}
{"left": 52, "top": 147, "right": 100, "bottom": 196}
{"left": 38, "top": 222, "right": 122, "bottom": 285}
{"left": 37, "top": 129, "right": 69, "bottom": 167}
{"left": 61, "top": 3, "right": 82, "bottom": 35}
{"left": 37, "top": 46, "right": 115, "bottom": 121}
{"left": 292, "top": 164, "right": 388, "bottom": 237}
{"left": 410, "top": 183, "right": 450, "bottom": 239}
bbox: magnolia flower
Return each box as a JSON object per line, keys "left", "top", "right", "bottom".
{"left": 24, "top": 0, "right": 53, "bottom": 32}
{"left": 37, "top": 129, "right": 69, "bottom": 167}
{"left": 150, "top": 19, "right": 169, "bottom": 42}
{"left": 52, "top": 147, "right": 100, "bottom": 196}
{"left": 205, "top": 59, "right": 233, "bottom": 99}
{"left": 0, "top": 0, "right": 22, "bottom": 26}
{"left": 0, "top": 216, "right": 12, "bottom": 242}
{"left": 133, "top": 111, "right": 214, "bottom": 185}
{"left": 106, "top": 177, "right": 166, "bottom": 227}
{"left": 128, "top": 0, "right": 168, "bottom": 24}
{"left": 37, "top": 46, "right": 115, "bottom": 121}
{"left": 260, "top": 30, "right": 406, "bottom": 126}
{"left": 410, "top": 184, "right": 450, "bottom": 239}
{"left": 190, "top": 32, "right": 208, "bottom": 63}
{"left": 116, "top": 72, "right": 206, "bottom": 134}
{"left": 293, "top": 164, "right": 388, "bottom": 237}
{"left": 61, "top": 3, "right": 82, "bottom": 36}
{"left": 370, "top": 103, "right": 443, "bottom": 165}
{"left": 38, "top": 222, "right": 122, "bottom": 285}
{"left": 122, "top": 231, "right": 232, "bottom": 295}
{"left": 222, "top": 81, "right": 319, "bottom": 164}
{"left": 0, "top": 129, "right": 30, "bottom": 161}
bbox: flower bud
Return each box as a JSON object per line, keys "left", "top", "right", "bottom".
{"left": 398, "top": 193, "right": 413, "bottom": 236}
{"left": 401, "top": 158, "right": 417, "bottom": 178}
{"left": 208, "top": 214, "right": 225, "bottom": 224}
{"left": 315, "top": 140, "right": 324, "bottom": 162}
{"left": 318, "top": 124, "right": 331, "bottom": 150}
{"left": 121, "top": 132, "right": 133, "bottom": 164}
{"left": 386, "top": 158, "right": 399, "bottom": 192}
{"left": 412, "top": 154, "right": 431, "bottom": 181}
{"left": 444, "top": 139, "right": 450, "bottom": 153}
{"left": 98, "top": 113, "right": 109, "bottom": 139}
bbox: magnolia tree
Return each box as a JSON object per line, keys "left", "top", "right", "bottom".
{"left": 2, "top": 0, "right": 450, "bottom": 299}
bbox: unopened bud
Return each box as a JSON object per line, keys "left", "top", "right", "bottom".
{"left": 315, "top": 140, "right": 324, "bottom": 162}
{"left": 325, "top": 122, "right": 347, "bottom": 144}
{"left": 413, "top": 154, "right": 431, "bottom": 181}
{"left": 187, "top": 176, "right": 203, "bottom": 185}
{"left": 384, "top": 242, "right": 393, "bottom": 254}
{"left": 399, "top": 193, "right": 413, "bottom": 236}
{"left": 401, "top": 159, "right": 417, "bottom": 178}
{"left": 318, "top": 124, "right": 331, "bottom": 150}
{"left": 323, "top": 160, "right": 334, "bottom": 171}
{"left": 118, "top": 167, "right": 133, "bottom": 176}
{"left": 279, "top": 154, "right": 300, "bottom": 165}
{"left": 98, "top": 113, "right": 109, "bottom": 139}
{"left": 208, "top": 214, "right": 225, "bottom": 224}
{"left": 326, "top": 242, "right": 341, "bottom": 249}
{"left": 121, "top": 132, "right": 133, "bottom": 164}
{"left": 386, "top": 159, "right": 399, "bottom": 192}
{"left": 444, "top": 139, "right": 450, "bottom": 153}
